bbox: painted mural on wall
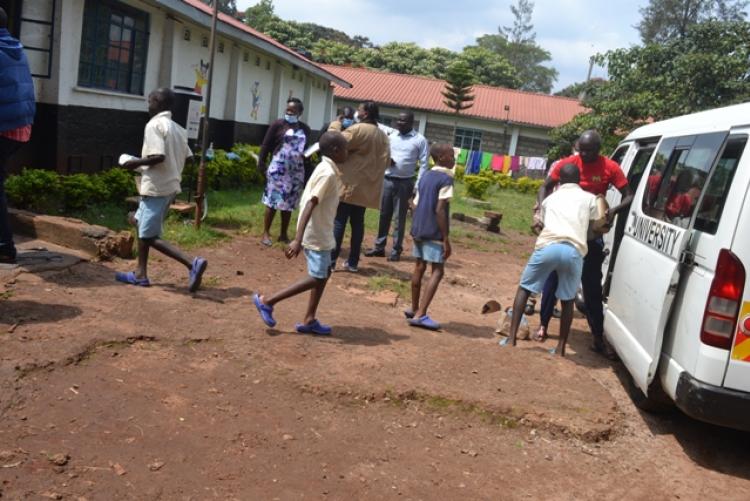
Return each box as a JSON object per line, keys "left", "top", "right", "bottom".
{"left": 251, "top": 81, "right": 261, "bottom": 120}
{"left": 193, "top": 59, "right": 209, "bottom": 94}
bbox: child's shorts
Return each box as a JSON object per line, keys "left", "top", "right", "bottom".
{"left": 519, "top": 242, "right": 582, "bottom": 300}
{"left": 304, "top": 248, "right": 332, "bottom": 279}
{"left": 135, "top": 195, "right": 172, "bottom": 239}
{"left": 412, "top": 239, "right": 445, "bottom": 264}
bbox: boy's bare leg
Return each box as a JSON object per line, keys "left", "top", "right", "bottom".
{"left": 411, "top": 259, "right": 427, "bottom": 313}
{"left": 279, "top": 210, "right": 292, "bottom": 242}
{"left": 414, "top": 262, "right": 444, "bottom": 317}
{"left": 136, "top": 238, "right": 150, "bottom": 280}
{"left": 150, "top": 238, "right": 192, "bottom": 269}
{"left": 556, "top": 299, "right": 574, "bottom": 356}
{"left": 262, "top": 276, "right": 318, "bottom": 307}
{"left": 262, "top": 206, "right": 276, "bottom": 242}
{"left": 303, "top": 277, "right": 328, "bottom": 324}
{"left": 508, "top": 286, "right": 532, "bottom": 347}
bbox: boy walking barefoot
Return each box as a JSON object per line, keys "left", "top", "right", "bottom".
{"left": 116, "top": 88, "right": 207, "bottom": 292}
{"left": 253, "top": 132, "right": 348, "bottom": 334}
{"left": 406, "top": 144, "right": 455, "bottom": 331}
{"left": 502, "top": 164, "right": 598, "bottom": 356}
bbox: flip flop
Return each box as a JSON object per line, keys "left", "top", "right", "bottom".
{"left": 188, "top": 257, "right": 208, "bottom": 292}
{"left": 532, "top": 326, "right": 548, "bottom": 342}
{"left": 253, "top": 293, "right": 276, "bottom": 327}
{"left": 261, "top": 237, "right": 273, "bottom": 247}
{"left": 403, "top": 308, "right": 415, "bottom": 319}
{"left": 115, "top": 271, "right": 150, "bottom": 287}
{"left": 548, "top": 347, "right": 558, "bottom": 355}
{"left": 498, "top": 337, "right": 513, "bottom": 347}
{"left": 295, "top": 319, "right": 332, "bottom": 335}
{"left": 408, "top": 315, "right": 440, "bottom": 331}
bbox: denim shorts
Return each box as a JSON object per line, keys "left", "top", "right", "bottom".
{"left": 305, "top": 248, "right": 332, "bottom": 279}
{"left": 519, "top": 242, "right": 582, "bottom": 300}
{"left": 412, "top": 239, "right": 445, "bottom": 264}
{"left": 135, "top": 195, "right": 172, "bottom": 239}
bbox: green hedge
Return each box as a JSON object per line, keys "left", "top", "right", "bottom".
{"left": 5, "top": 167, "right": 136, "bottom": 213}
{"left": 461, "top": 170, "right": 544, "bottom": 199}
{"left": 183, "top": 143, "right": 264, "bottom": 191}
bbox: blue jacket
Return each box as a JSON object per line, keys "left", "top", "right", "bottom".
{"left": 0, "top": 28, "right": 35, "bottom": 133}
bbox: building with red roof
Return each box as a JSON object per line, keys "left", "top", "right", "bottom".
{"left": 323, "top": 65, "right": 586, "bottom": 158}
{"left": 8, "top": 0, "right": 350, "bottom": 173}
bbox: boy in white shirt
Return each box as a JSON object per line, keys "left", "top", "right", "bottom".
{"left": 502, "top": 164, "right": 598, "bottom": 356}
{"left": 253, "top": 132, "right": 348, "bottom": 335}
{"left": 116, "top": 88, "right": 208, "bottom": 292}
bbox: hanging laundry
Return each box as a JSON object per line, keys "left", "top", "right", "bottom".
{"left": 453, "top": 147, "right": 462, "bottom": 163}
{"left": 470, "top": 150, "right": 482, "bottom": 174}
{"left": 465, "top": 151, "right": 476, "bottom": 174}
{"left": 502, "top": 155, "right": 511, "bottom": 174}
{"left": 491, "top": 154, "right": 504, "bottom": 172}
{"left": 457, "top": 148, "right": 469, "bottom": 166}
{"left": 527, "top": 157, "right": 547, "bottom": 171}
{"left": 510, "top": 156, "right": 521, "bottom": 172}
{"left": 480, "top": 152, "right": 493, "bottom": 171}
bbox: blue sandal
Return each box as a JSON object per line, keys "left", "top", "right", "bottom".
{"left": 115, "top": 271, "right": 150, "bottom": 287}
{"left": 295, "top": 319, "right": 332, "bottom": 335}
{"left": 253, "top": 294, "right": 276, "bottom": 327}
{"left": 188, "top": 257, "right": 208, "bottom": 292}
{"left": 408, "top": 315, "right": 440, "bottom": 331}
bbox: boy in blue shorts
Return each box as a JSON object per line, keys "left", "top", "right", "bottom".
{"left": 406, "top": 143, "right": 454, "bottom": 331}
{"left": 253, "top": 132, "right": 348, "bottom": 335}
{"left": 116, "top": 88, "right": 207, "bottom": 292}
{"left": 503, "top": 164, "right": 598, "bottom": 356}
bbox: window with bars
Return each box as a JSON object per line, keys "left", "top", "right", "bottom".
{"left": 77, "top": 0, "right": 149, "bottom": 95}
{"left": 454, "top": 127, "right": 482, "bottom": 150}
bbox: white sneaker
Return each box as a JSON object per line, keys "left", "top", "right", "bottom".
{"left": 344, "top": 263, "right": 358, "bottom": 273}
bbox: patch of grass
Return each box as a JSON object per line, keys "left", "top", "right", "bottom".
{"left": 163, "top": 215, "right": 230, "bottom": 249}
{"left": 452, "top": 181, "right": 536, "bottom": 234}
{"left": 386, "top": 390, "right": 518, "bottom": 429}
{"left": 68, "top": 203, "right": 131, "bottom": 232}
{"left": 367, "top": 273, "right": 410, "bottom": 298}
{"left": 0, "top": 290, "right": 14, "bottom": 300}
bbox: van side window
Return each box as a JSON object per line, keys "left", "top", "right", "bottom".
{"left": 642, "top": 132, "right": 725, "bottom": 228}
{"left": 610, "top": 145, "right": 629, "bottom": 166}
{"left": 694, "top": 135, "right": 748, "bottom": 234}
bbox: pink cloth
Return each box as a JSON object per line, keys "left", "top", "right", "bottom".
{"left": 510, "top": 156, "right": 520, "bottom": 172}
{"left": 491, "top": 154, "right": 504, "bottom": 171}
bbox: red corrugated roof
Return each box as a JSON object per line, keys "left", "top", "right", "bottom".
{"left": 180, "top": 0, "right": 349, "bottom": 86}
{"left": 322, "top": 65, "right": 586, "bottom": 129}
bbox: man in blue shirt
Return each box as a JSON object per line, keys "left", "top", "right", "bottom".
{"left": 365, "top": 110, "right": 429, "bottom": 261}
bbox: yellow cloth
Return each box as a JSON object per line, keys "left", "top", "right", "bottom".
{"left": 502, "top": 155, "right": 511, "bottom": 174}
{"left": 328, "top": 121, "right": 390, "bottom": 209}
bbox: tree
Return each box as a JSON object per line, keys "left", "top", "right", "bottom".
{"left": 554, "top": 78, "right": 607, "bottom": 103}
{"left": 311, "top": 39, "right": 367, "bottom": 66}
{"left": 548, "top": 21, "right": 750, "bottom": 159}
{"left": 637, "top": 0, "right": 749, "bottom": 43}
{"left": 442, "top": 61, "right": 475, "bottom": 114}
{"left": 476, "top": 1, "right": 557, "bottom": 92}
{"left": 201, "top": 0, "right": 237, "bottom": 16}
{"left": 457, "top": 46, "right": 520, "bottom": 88}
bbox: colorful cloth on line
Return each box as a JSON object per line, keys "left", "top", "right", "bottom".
{"left": 480, "top": 152, "right": 493, "bottom": 171}
{"left": 457, "top": 148, "right": 469, "bottom": 166}
{"left": 491, "top": 154, "right": 503, "bottom": 172}
{"left": 453, "top": 147, "right": 461, "bottom": 162}
{"left": 510, "top": 156, "right": 521, "bottom": 172}
{"left": 527, "top": 157, "right": 547, "bottom": 171}
{"left": 262, "top": 127, "right": 307, "bottom": 211}
{"left": 502, "top": 155, "right": 511, "bottom": 174}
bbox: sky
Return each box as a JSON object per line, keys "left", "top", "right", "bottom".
{"left": 235, "top": 0, "right": 648, "bottom": 93}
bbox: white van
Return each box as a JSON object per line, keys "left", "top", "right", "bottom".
{"left": 601, "top": 102, "right": 750, "bottom": 430}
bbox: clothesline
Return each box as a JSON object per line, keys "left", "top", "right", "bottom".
{"left": 452, "top": 147, "right": 547, "bottom": 175}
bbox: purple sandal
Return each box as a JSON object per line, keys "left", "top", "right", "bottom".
{"left": 115, "top": 271, "right": 150, "bottom": 287}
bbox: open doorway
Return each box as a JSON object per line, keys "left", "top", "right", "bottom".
{"left": 0, "top": 0, "right": 22, "bottom": 37}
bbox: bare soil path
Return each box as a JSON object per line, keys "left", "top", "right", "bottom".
{"left": 1, "top": 233, "right": 749, "bottom": 500}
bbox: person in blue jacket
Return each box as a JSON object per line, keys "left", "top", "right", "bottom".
{"left": 0, "top": 8, "right": 36, "bottom": 263}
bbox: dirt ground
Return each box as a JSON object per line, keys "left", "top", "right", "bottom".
{"left": 1, "top": 230, "right": 750, "bottom": 500}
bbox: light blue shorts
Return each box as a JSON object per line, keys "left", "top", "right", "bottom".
{"left": 135, "top": 195, "right": 172, "bottom": 239}
{"left": 519, "top": 242, "right": 582, "bottom": 300}
{"left": 305, "top": 248, "right": 332, "bottom": 279}
{"left": 412, "top": 239, "right": 445, "bottom": 264}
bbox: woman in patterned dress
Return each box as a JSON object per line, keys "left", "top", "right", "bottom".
{"left": 257, "top": 98, "right": 312, "bottom": 246}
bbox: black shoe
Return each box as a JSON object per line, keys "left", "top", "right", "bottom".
{"left": 387, "top": 253, "right": 401, "bottom": 262}
{"left": 364, "top": 248, "right": 385, "bottom": 257}
{"left": 590, "top": 338, "right": 618, "bottom": 361}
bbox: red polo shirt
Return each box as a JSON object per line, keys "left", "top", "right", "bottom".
{"left": 549, "top": 154, "right": 627, "bottom": 196}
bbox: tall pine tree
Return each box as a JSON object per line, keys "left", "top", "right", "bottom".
{"left": 442, "top": 61, "right": 475, "bottom": 114}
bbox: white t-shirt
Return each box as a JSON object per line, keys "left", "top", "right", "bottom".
{"left": 138, "top": 111, "right": 192, "bottom": 197}
{"left": 298, "top": 156, "right": 342, "bottom": 252}
{"left": 536, "top": 183, "right": 598, "bottom": 256}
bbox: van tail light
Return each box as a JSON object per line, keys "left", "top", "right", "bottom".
{"left": 701, "top": 249, "right": 745, "bottom": 349}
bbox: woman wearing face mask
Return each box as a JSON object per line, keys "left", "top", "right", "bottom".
{"left": 327, "top": 101, "right": 390, "bottom": 272}
{"left": 258, "top": 98, "right": 312, "bottom": 246}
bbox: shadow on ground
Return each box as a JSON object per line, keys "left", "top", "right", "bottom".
{"left": 0, "top": 300, "right": 83, "bottom": 325}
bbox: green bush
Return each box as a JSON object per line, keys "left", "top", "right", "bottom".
{"left": 6, "top": 167, "right": 137, "bottom": 214}
{"left": 5, "top": 168, "right": 62, "bottom": 213}
{"left": 464, "top": 175, "right": 491, "bottom": 200}
{"left": 184, "top": 143, "right": 264, "bottom": 191}
{"left": 453, "top": 165, "right": 465, "bottom": 182}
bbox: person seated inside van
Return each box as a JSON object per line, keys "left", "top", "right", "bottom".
{"left": 501, "top": 163, "right": 599, "bottom": 356}
{"left": 665, "top": 181, "right": 701, "bottom": 219}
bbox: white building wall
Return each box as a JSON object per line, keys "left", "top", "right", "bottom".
{"left": 236, "top": 50, "right": 276, "bottom": 125}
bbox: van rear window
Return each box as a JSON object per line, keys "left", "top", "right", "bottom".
{"left": 694, "top": 135, "right": 747, "bottom": 234}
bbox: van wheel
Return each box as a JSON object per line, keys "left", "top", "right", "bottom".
{"left": 626, "top": 374, "right": 674, "bottom": 413}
